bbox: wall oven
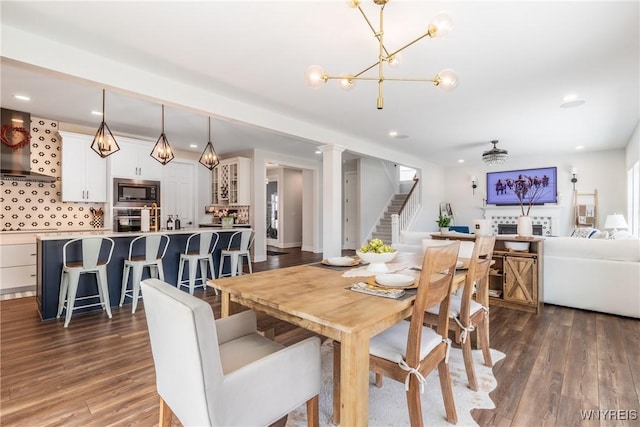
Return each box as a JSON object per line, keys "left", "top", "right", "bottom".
{"left": 113, "top": 179, "right": 161, "bottom": 232}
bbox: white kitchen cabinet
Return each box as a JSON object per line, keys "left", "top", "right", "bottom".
{"left": 0, "top": 242, "right": 37, "bottom": 291}
{"left": 109, "top": 137, "right": 163, "bottom": 180}
{"left": 60, "top": 132, "right": 107, "bottom": 202}
{"left": 213, "top": 157, "right": 251, "bottom": 205}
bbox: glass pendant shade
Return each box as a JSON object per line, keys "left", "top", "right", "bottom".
{"left": 305, "top": 65, "right": 327, "bottom": 88}
{"left": 428, "top": 12, "right": 454, "bottom": 38}
{"left": 199, "top": 117, "right": 220, "bottom": 170}
{"left": 482, "top": 140, "right": 509, "bottom": 166}
{"left": 150, "top": 105, "right": 174, "bottom": 165}
{"left": 435, "top": 69, "right": 458, "bottom": 92}
{"left": 91, "top": 89, "right": 120, "bottom": 158}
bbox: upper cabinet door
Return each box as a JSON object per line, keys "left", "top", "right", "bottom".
{"left": 109, "top": 138, "right": 162, "bottom": 180}
{"left": 60, "top": 132, "right": 107, "bottom": 202}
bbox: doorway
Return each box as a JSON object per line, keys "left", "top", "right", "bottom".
{"left": 266, "top": 178, "right": 279, "bottom": 246}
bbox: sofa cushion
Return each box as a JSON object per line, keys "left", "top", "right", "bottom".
{"left": 570, "top": 228, "right": 598, "bottom": 238}
{"left": 544, "top": 236, "right": 640, "bottom": 262}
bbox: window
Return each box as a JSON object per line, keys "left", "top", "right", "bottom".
{"left": 399, "top": 165, "right": 416, "bottom": 182}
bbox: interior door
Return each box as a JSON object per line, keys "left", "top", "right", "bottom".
{"left": 343, "top": 171, "right": 358, "bottom": 249}
{"left": 162, "top": 162, "right": 195, "bottom": 228}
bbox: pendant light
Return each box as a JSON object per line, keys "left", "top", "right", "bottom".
{"left": 199, "top": 116, "right": 220, "bottom": 170}
{"left": 150, "top": 104, "right": 174, "bottom": 165}
{"left": 482, "top": 140, "right": 508, "bottom": 166}
{"left": 90, "top": 89, "right": 120, "bottom": 157}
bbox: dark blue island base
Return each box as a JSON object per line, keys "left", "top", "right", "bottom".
{"left": 36, "top": 229, "right": 245, "bottom": 320}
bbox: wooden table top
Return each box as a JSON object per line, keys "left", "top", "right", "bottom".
{"left": 208, "top": 252, "right": 466, "bottom": 339}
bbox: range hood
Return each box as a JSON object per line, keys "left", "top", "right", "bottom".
{"left": 1, "top": 108, "right": 56, "bottom": 183}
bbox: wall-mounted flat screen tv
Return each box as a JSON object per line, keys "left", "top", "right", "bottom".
{"left": 486, "top": 166, "right": 558, "bottom": 205}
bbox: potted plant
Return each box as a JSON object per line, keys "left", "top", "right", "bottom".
{"left": 436, "top": 215, "right": 451, "bottom": 233}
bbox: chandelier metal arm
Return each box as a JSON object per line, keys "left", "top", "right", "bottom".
{"left": 357, "top": 3, "right": 391, "bottom": 59}
{"left": 323, "top": 75, "right": 437, "bottom": 83}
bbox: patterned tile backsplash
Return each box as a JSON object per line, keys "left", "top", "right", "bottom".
{"left": 0, "top": 117, "right": 105, "bottom": 231}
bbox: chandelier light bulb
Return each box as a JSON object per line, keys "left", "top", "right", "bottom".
{"left": 435, "top": 69, "right": 458, "bottom": 92}
{"left": 428, "top": 12, "right": 454, "bottom": 38}
{"left": 346, "top": 0, "right": 360, "bottom": 8}
{"left": 339, "top": 74, "right": 356, "bottom": 91}
{"left": 387, "top": 53, "right": 401, "bottom": 68}
{"left": 304, "top": 65, "right": 327, "bottom": 88}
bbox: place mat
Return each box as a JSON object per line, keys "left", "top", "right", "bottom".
{"left": 348, "top": 282, "right": 416, "bottom": 300}
{"left": 309, "top": 262, "right": 357, "bottom": 271}
{"left": 341, "top": 262, "right": 410, "bottom": 278}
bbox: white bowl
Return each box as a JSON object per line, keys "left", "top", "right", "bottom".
{"left": 375, "top": 273, "right": 415, "bottom": 288}
{"left": 356, "top": 250, "right": 397, "bottom": 272}
{"left": 326, "top": 256, "right": 356, "bottom": 266}
{"left": 504, "top": 241, "right": 530, "bottom": 251}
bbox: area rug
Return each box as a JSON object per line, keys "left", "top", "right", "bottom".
{"left": 286, "top": 339, "right": 505, "bottom": 427}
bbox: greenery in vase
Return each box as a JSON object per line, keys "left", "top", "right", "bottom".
{"left": 359, "top": 238, "right": 395, "bottom": 253}
{"left": 436, "top": 215, "right": 451, "bottom": 228}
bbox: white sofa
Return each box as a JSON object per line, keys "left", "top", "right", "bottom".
{"left": 543, "top": 237, "right": 640, "bottom": 318}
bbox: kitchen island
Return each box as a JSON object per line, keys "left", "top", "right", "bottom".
{"left": 36, "top": 228, "right": 251, "bottom": 320}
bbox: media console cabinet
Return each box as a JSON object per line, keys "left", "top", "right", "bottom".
{"left": 431, "top": 233, "right": 544, "bottom": 314}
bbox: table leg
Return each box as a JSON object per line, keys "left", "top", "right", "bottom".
{"left": 339, "top": 329, "right": 369, "bottom": 427}
{"left": 220, "top": 291, "right": 231, "bottom": 317}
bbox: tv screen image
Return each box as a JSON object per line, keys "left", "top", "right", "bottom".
{"left": 485, "top": 166, "right": 557, "bottom": 206}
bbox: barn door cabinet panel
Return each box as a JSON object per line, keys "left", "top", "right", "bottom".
{"left": 60, "top": 132, "right": 107, "bottom": 202}
{"left": 212, "top": 157, "right": 251, "bottom": 205}
{"left": 431, "top": 232, "right": 544, "bottom": 314}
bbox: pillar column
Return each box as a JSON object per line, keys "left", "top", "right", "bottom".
{"left": 320, "top": 144, "right": 345, "bottom": 258}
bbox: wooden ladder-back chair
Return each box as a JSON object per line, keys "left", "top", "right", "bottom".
{"left": 424, "top": 235, "right": 496, "bottom": 391}
{"left": 333, "top": 241, "right": 460, "bottom": 426}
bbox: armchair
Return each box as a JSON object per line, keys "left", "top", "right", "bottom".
{"left": 140, "top": 279, "right": 321, "bottom": 427}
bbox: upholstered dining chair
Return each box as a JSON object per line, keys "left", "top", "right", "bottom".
{"left": 424, "top": 235, "right": 496, "bottom": 391}
{"left": 333, "top": 241, "right": 460, "bottom": 426}
{"left": 140, "top": 278, "right": 321, "bottom": 427}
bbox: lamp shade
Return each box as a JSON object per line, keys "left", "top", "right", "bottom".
{"left": 604, "top": 214, "right": 628, "bottom": 230}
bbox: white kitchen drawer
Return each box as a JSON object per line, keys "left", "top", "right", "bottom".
{"left": 0, "top": 265, "right": 37, "bottom": 289}
{"left": 0, "top": 243, "right": 37, "bottom": 267}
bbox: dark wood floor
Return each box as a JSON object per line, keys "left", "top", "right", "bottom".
{"left": 1, "top": 248, "right": 639, "bottom": 426}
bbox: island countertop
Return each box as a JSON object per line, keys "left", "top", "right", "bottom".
{"left": 36, "top": 227, "right": 252, "bottom": 241}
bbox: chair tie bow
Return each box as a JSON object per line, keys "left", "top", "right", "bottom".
{"left": 453, "top": 316, "right": 475, "bottom": 344}
{"left": 398, "top": 359, "right": 427, "bottom": 393}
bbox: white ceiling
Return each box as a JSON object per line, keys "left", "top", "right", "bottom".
{"left": 1, "top": 1, "right": 638, "bottom": 166}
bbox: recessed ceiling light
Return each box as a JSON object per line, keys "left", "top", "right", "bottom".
{"left": 189, "top": 144, "right": 198, "bottom": 148}
{"left": 14, "top": 95, "right": 30, "bottom": 101}
{"left": 11, "top": 118, "right": 24, "bottom": 123}
{"left": 576, "top": 145, "right": 584, "bottom": 150}
{"left": 315, "top": 150, "right": 321, "bottom": 155}
{"left": 458, "top": 159, "right": 465, "bottom": 163}
{"left": 389, "top": 131, "right": 398, "bottom": 137}
{"left": 560, "top": 94, "right": 585, "bottom": 108}
{"left": 91, "top": 110, "right": 103, "bottom": 116}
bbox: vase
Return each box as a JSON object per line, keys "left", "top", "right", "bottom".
{"left": 221, "top": 217, "right": 234, "bottom": 229}
{"left": 517, "top": 215, "right": 533, "bottom": 237}
{"left": 440, "top": 227, "right": 450, "bottom": 234}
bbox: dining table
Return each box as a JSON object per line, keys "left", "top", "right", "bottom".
{"left": 207, "top": 252, "right": 467, "bottom": 426}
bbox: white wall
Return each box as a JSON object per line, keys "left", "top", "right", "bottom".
{"left": 627, "top": 121, "right": 640, "bottom": 169}
{"left": 357, "top": 157, "right": 396, "bottom": 244}
{"left": 409, "top": 163, "right": 446, "bottom": 232}
{"left": 442, "top": 149, "right": 627, "bottom": 236}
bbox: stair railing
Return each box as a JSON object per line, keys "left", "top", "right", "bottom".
{"left": 392, "top": 176, "right": 420, "bottom": 246}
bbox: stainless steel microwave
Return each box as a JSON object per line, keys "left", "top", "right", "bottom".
{"left": 113, "top": 178, "right": 160, "bottom": 206}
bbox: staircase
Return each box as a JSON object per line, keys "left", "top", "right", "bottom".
{"left": 371, "top": 193, "right": 408, "bottom": 244}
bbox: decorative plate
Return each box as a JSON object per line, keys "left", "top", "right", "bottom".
{"left": 374, "top": 273, "right": 415, "bottom": 288}
{"left": 322, "top": 257, "right": 359, "bottom": 267}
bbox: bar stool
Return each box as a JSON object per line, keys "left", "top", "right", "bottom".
{"left": 119, "top": 234, "right": 170, "bottom": 313}
{"left": 219, "top": 230, "right": 254, "bottom": 278}
{"left": 177, "top": 231, "right": 220, "bottom": 295}
{"left": 57, "top": 236, "right": 115, "bottom": 328}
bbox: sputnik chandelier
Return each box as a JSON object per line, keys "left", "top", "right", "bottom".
{"left": 304, "top": 0, "right": 458, "bottom": 109}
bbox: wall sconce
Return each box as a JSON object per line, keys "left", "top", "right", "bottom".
{"left": 471, "top": 176, "right": 478, "bottom": 195}
{"left": 570, "top": 167, "right": 578, "bottom": 190}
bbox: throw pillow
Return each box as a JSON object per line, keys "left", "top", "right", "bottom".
{"left": 590, "top": 230, "right": 609, "bottom": 239}
{"left": 570, "top": 228, "right": 597, "bottom": 238}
